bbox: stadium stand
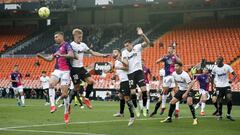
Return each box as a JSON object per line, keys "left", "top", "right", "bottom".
{"left": 0, "top": 19, "right": 239, "bottom": 90}
{"left": 0, "top": 26, "right": 36, "bottom": 53}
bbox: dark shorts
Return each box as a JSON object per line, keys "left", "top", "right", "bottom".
{"left": 127, "top": 70, "right": 146, "bottom": 89}
{"left": 70, "top": 67, "right": 91, "bottom": 85}
{"left": 174, "top": 90, "right": 193, "bottom": 101}
{"left": 119, "top": 81, "right": 131, "bottom": 96}
{"left": 216, "top": 86, "right": 231, "bottom": 98}
{"left": 43, "top": 88, "right": 49, "bottom": 94}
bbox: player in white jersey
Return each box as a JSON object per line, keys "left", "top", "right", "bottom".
{"left": 122, "top": 27, "right": 151, "bottom": 117}
{"left": 70, "top": 28, "right": 108, "bottom": 109}
{"left": 112, "top": 48, "right": 135, "bottom": 126}
{"left": 40, "top": 71, "right": 50, "bottom": 106}
{"left": 212, "top": 56, "right": 237, "bottom": 121}
{"left": 161, "top": 62, "right": 198, "bottom": 125}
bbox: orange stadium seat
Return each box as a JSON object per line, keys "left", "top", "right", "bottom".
{"left": 0, "top": 26, "right": 36, "bottom": 52}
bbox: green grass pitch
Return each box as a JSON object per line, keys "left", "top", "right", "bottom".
{"left": 0, "top": 98, "right": 239, "bottom": 135}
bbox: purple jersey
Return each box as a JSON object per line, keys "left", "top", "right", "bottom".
{"left": 143, "top": 66, "right": 151, "bottom": 84}
{"left": 162, "top": 55, "right": 177, "bottom": 76}
{"left": 196, "top": 74, "right": 210, "bottom": 91}
{"left": 10, "top": 72, "right": 22, "bottom": 87}
{"left": 53, "top": 42, "right": 73, "bottom": 71}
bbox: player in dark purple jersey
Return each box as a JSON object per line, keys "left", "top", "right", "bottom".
{"left": 188, "top": 68, "right": 210, "bottom": 116}
{"left": 37, "top": 31, "right": 74, "bottom": 125}
{"left": 10, "top": 65, "right": 25, "bottom": 107}
{"left": 152, "top": 45, "right": 181, "bottom": 117}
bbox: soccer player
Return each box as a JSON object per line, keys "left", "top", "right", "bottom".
{"left": 10, "top": 65, "right": 25, "bottom": 107}
{"left": 161, "top": 62, "right": 198, "bottom": 125}
{"left": 155, "top": 45, "right": 181, "bottom": 116}
{"left": 112, "top": 48, "right": 135, "bottom": 126}
{"left": 40, "top": 71, "right": 50, "bottom": 106}
{"left": 150, "top": 68, "right": 175, "bottom": 117}
{"left": 69, "top": 28, "right": 108, "bottom": 109}
{"left": 142, "top": 59, "right": 152, "bottom": 114}
{"left": 211, "top": 56, "right": 237, "bottom": 121}
{"left": 122, "top": 27, "right": 151, "bottom": 117}
{"left": 37, "top": 31, "right": 74, "bottom": 124}
{"left": 188, "top": 68, "right": 210, "bottom": 116}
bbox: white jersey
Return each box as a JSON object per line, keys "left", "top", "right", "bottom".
{"left": 172, "top": 71, "right": 191, "bottom": 91}
{"left": 70, "top": 81, "right": 74, "bottom": 90}
{"left": 122, "top": 43, "right": 143, "bottom": 74}
{"left": 70, "top": 41, "right": 90, "bottom": 68}
{"left": 40, "top": 76, "right": 50, "bottom": 89}
{"left": 115, "top": 59, "right": 128, "bottom": 82}
{"left": 212, "top": 64, "right": 234, "bottom": 88}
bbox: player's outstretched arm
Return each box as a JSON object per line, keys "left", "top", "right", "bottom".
{"left": 36, "top": 53, "right": 54, "bottom": 62}
{"left": 156, "top": 57, "right": 164, "bottom": 64}
{"left": 137, "top": 27, "right": 151, "bottom": 48}
{"left": 88, "top": 49, "right": 109, "bottom": 57}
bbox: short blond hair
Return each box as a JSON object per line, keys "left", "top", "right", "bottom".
{"left": 72, "top": 28, "right": 83, "bottom": 35}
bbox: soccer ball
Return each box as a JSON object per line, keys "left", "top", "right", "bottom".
{"left": 38, "top": 7, "right": 50, "bottom": 19}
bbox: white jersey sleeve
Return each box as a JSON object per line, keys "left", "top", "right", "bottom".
{"left": 159, "top": 69, "right": 165, "bottom": 77}
{"left": 134, "top": 43, "right": 143, "bottom": 52}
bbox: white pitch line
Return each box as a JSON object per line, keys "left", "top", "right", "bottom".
{"left": 0, "top": 116, "right": 230, "bottom": 131}
{"left": 2, "top": 129, "right": 106, "bottom": 135}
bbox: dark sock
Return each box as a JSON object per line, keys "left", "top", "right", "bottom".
{"left": 45, "top": 95, "right": 48, "bottom": 102}
{"left": 127, "top": 100, "right": 135, "bottom": 118}
{"left": 142, "top": 91, "right": 147, "bottom": 107}
{"left": 168, "top": 104, "right": 176, "bottom": 118}
{"left": 85, "top": 84, "right": 93, "bottom": 98}
{"left": 131, "top": 94, "right": 137, "bottom": 108}
{"left": 75, "top": 92, "right": 83, "bottom": 106}
{"left": 120, "top": 99, "right": 125, "bottom": 114}
{"left": 214, "top": 102, "right": 218, "bottom": 110}
{"left": 153, "top": 101, "right": 161, "bottom": 113}
{"left": 69, "top": 89, "right": 76, "bottom": 104}
{"left": 189, "top": 105, "right": 196, "bottom": 119}
{"left": 227, "top": 101, "right": 232, "bottom": 115}
{"left": 218, "top": 103, "right": 223, "bottom": 116}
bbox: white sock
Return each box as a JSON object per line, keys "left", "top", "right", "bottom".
{"left": 139, "top": 100, "right": 143, "bottom": 110}
{"left": 161, "top": 94, "right": 167, "bottom": 108}
{"left": 146, "top": 98, "right": 150, "bottom": 110}
{"left": 175, "top": 101, "right": 180, "bottom": 111}
{"left": 49, "top": 88, "right": 55, "bottom": 106}
{"left": 64, "top": 96, "right": 69, "bottom": 114}
{"left": 201, "top": 102, "right": 205, "bottom": 112}
{"left": 21, "top": 95, "right": 25, "bottom": 105}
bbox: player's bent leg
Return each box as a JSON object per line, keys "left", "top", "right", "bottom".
{"left": 124, "top": 96, "right": 135, "bottom": 126}
{"left": 187, "top": 97, "right": 198, "bottom": 125}
{"left": 150, "top": 95, "right": 162, "bottom": 117}
{"left": 161, "top": 97, "right": 178, "bottom": 123}
{"left": 131, "top": 90, "right": 140, "bottom": 117}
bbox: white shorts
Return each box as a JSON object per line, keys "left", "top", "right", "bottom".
{"left": 13, "top": 86, "right": 23, "bottom": 94}
{"left": 51, "top": 70, "right": 70, "bottom": 85}
{"left": 162, "top": 75, "right": 175, "bottom": 88}
{"left": 199, "top": 89, "right": 208, "bottom": 95}
{"left": 146, "top": 83, "right": 150, "bottom": 92}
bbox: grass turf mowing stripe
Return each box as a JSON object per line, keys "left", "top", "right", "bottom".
{"left": 0, "top": 116, "right": 236, "bottom": 131}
